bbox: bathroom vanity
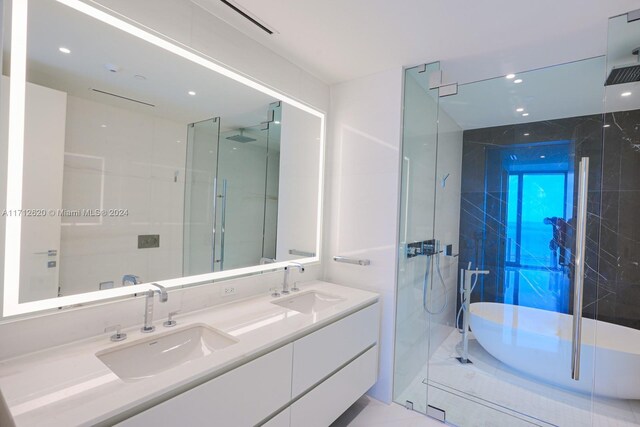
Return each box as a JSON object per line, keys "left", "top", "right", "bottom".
{"left": 0, "top": 282, "right": 379, "bottom": 426}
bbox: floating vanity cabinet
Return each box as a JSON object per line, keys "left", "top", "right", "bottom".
{"left": 116, "top": 301, "right": 380, "bottom": 427}
{"left": 291, "top": 303, "right": 379, "bottom": 397}
{"left": 117, "top": 344, "right": 293, "bottom": 427}
{"left": 290, "top": 346, "right": 378, "bottom": 427}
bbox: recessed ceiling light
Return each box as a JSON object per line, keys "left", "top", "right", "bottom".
{"left": 603, "top": 124, "right": 611, "bottom": 128}
{"left": 506, "top": 74, "right": 516, "bottom": 79}
{"left": 58, "top": 47, "right": 71, "bottom": 54}
{"left": 100, "top": 124, "right": 107, "bottom": 128}
{"left": 134, "top": 74, "right": 147, "bottom": 80}
{"left": 524, "top": 133, "right": 530, "bottom": 136}
{"left": 516, "top": 108, "right": 524, "bottom": 112}
{"left": 232, "top": 147, "right": 238, "bottom": 150}
{"left": 514, "top": 79, "right": 523, "bottom": 84}
{"left": 621, "top": 92, "right": 632, "bottom": 97}
{"left": 274, "top": 121, "right": 281, "bottom": 124}
{"left": 540, "top": 155, "right": 546, "bottom": 159}
{"left": 522, "top": 113, "right": 529, "bottom": 117}
{"left": 176, "top": 140, "right": 181, "bottom": 143}
{"left": 188, "top": 91, "right": 196, "bottom": 96}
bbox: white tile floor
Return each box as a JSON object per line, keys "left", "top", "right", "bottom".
{"left": 396, "top": 329, "right": 640, "bottom": 427}
{"left": 331, "top": 396, "right": 446, "bottom": 427}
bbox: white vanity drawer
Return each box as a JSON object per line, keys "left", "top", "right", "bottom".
{"left": 291, "top": 302, "right": 379, "bottom": 397}
{"left": 289, "top": 345, "right": 378, "bottom": 427}
{"left": 117, "top": 344, "right": 293, "bottom": 427}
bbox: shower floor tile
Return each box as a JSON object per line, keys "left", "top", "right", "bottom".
{"left": 396, "top": 329, "right": 640, "bottom": 427}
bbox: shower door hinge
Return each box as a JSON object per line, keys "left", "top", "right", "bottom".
{"left": 427, "top": 405, "right": 446, "bottom": 422}
{"left": 426, "top": 68, "right": 458, "bottom": 97}
{"left": 439, "top": 83, "right": 458, "bottom": 97}
{"left": 405, "top": 400, "right": 414, "bottom": 410}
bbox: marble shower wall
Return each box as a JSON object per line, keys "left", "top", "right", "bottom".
{"left": 598, "top": 110, "right": 640, "bottom": 329}
{"left": 458, "top": 114, "right": 617, "bottom": 323}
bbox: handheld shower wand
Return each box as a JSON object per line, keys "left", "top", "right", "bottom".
{"left": 420, "top": 240, "right": 449, "bottom": 315}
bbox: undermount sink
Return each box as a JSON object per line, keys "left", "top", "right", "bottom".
{"left": 96, "top": 324, "right": 238, "bottom": 381}
{"left": 272, "top": 291, "right": 345, "bottom": 314}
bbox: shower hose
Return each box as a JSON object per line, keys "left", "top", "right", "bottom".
{"left": 422, "top": 248, "right": 448, "bottom": 315}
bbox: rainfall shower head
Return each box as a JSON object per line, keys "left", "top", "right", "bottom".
{"left": 605, "top": 47, "right": 640, "bottom": 86}
{"left": 225, "top": 129, "right": 256, "bottom": 143}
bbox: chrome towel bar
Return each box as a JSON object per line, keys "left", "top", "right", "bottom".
{"left": 333, "top": 256, "right": 370, "bottom": 266}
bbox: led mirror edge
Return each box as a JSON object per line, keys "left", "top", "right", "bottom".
{"left": 2, "top": 0, "right": 325, "bottom": 317}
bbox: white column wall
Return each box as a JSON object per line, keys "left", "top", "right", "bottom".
{"left": 324, "top": 67, "right": 404, "bottom": 403}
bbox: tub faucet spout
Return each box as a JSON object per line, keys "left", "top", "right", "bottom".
{"left": 458, "top": 267, "right": 490, "bottom": 364}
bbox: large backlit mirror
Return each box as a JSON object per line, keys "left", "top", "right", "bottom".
{"left": 0, "top": 0, "right": 324, "bottom": 317}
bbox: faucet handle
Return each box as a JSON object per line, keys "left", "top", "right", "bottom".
{"left": 163, "top": 310, "right": 180, "bottom": 327}
{"left": 291, "top": 281, "right": 300, "bottom": 292}
{"left": 105, "top": 324, "right": 127, "bottom": 342}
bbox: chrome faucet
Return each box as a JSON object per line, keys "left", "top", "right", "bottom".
{"left": 141, "top": 283, "right": 168, "bottom": 333}
{"left": 122, "top": 274, "right": 141, "bottom": 286}
{"left": 283, "top": 262, "right": 305, "bottom": 294}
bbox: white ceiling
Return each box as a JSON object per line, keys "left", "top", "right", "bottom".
{"left": 436, "top": 11, "right": 640, "bottom": 130}
{"left": 17, "top": 0, "right": 278, "bottom": 130}
{"left": 194, "top": 0, "right": 640, "bottom": 85}
{"left": 438, "top": 57, "right": 607, "bottom": 130}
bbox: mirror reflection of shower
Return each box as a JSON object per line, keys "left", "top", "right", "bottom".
{"left": 183, "top": 102, "right": 282, "bottom": 275}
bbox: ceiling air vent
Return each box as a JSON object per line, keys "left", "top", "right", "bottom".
{"left": 91, "top": 89, "right": 155, "bottom": 107}
{"left": 219, "top": 0, "right": 274, "bottom": 35}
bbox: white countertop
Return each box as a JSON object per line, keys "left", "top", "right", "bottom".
{"left": 0, "top": 281, "right": 379, "bottom": 427}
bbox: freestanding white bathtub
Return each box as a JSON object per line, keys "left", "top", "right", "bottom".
{"left": 469, "top": 302, "right": 640, "bottom": 399}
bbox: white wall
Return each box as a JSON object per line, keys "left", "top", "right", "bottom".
{"left": 324, "top": 67, "right": 404, "bottom": 403}
{"left": 60, "top": 95, "right": 186, "bottom": 295}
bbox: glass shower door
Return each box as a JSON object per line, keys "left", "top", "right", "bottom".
{"left": 183, "top": 117, "right": 220, "bottom": 276}
{"left": 591, "top": 10, "right": 640, "bottom": 425}
{"left": 429, "top": 58, "right": 607, "bottom": 426}
{"left": 392, "top": 62, "right": 441, "bottom": 416}
{"left": 216, "top": 124, "right": 270, "bottom": 270}
{"left": 393, "top": 56, "right": 610, "bottom": 426}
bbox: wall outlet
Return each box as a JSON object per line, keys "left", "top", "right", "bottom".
{"left": 222, "top": 286, "right": 236, "bottom": 296}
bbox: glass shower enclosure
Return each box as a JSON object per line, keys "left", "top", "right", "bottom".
{"left": 183, "top": 103, "right": 281, "bottom": 275}
{"left": 394, "top": 10, "right": 640, "bottom": 426}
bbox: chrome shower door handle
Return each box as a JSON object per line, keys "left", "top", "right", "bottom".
{"left": 211, "top": 177, "right": 218, "bottom": 272}
{"left": 219, "top": 179, "right": 228, "bottom": 271}
{"left": 571, "top": 157, "right": 589, "bottom": 381}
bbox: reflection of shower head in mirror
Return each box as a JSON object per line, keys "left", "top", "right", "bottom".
{"left": 226, "top": 129, "right": 257, "bottom": 143}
